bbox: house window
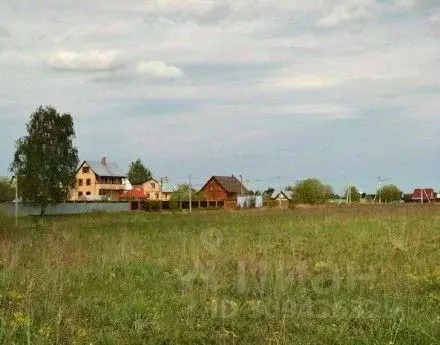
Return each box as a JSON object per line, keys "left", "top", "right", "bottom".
{"left": 86, "top": 179, "right": 91, "bottom": 186}
{"left": 155, "top": 192, "right": 159, "bottom": 199}
{"left": 151, "top": 183, "right": 156, "bottom": 189}
{"left": 82, "top": 167, "right": 89, "bottom": 174}
{"left": 86, "top": 192, "right": 91, "bottom": 196}
{"left": 78, "top": 192, "right": 83, "bottom": 197}
{"left": 78, "top": 179, "right": 83, "bottom": 186}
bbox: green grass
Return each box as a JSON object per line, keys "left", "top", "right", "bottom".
{"left": 1, "top": 205, "right": 440, "bottom": 344}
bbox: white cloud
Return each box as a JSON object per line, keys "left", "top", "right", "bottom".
{"left": 264, "top": 75, "right": 342, "bottom": 90}
{"left": 397, "top": 0, "right": 418, "bottom": 9}
{"left": 284, "top": 104, "right": 352, "bottom": 116}
{"left": 317, "top": 0, "right": 376, "bottom": 27}
{"left": 0, "top": 26, "right": 11, "bottom": 38}
{"left": 48, "top": 50, "right": 119, "bottom": 71}
{"left": 136, "top": 60, "right": 184, "bottom": 79}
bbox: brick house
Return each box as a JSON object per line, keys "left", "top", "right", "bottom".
{"left": 199, "top": 176, "right": 249, "bottom": 206}
{"left": 412, "top": 188, "right": 436, "bottom": 202}
{"left": 135, "top": 178, "right": 175, "bottom": 201}
{"left": 69, "top": 157, "right": 126, "bottom": 201}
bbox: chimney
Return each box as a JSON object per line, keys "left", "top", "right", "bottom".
{"left": 101, "top": 157, "right": 107, "bottom": 166}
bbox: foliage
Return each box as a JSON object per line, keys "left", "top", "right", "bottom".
{"left": 265, "top": 199, "right": 279, "bottom": 208}
{"left": 248, "top": 196, "right": 257, "bottom": 208}
{"left": 0, "top": 177, "right": 15, "bottom": 203}
{"left": 10, "top": 106, "right": 79, "bottom": 215}
{"left": 377, "top": 184, "right": 402, "bottom": 203}
{"left": 263, "top": 188, "right": 275, "bottom": 197}
{"left": 343, "top": 185, "right": 361, "bottom": 203}
{"left": 127, "top": 159, "right": 152, "bottom": 185}
{"left": 292, "top": 178, "right": 334, "bottom": 205}
{"left": 240, "top": 196, "right": 257, "bottom": 208}
{"left": 169, "top": 184, "right": 204, "bottom": 209}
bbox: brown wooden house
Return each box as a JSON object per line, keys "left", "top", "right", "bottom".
{"left": 200, "top": 176, "right": 249, "bottom": 208}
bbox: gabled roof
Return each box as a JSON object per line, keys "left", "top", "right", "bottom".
{"left": 201, "top": 176, "right": 249, "bottom": 194}
{"left": 412, "top": 188, "right": 436, "bottom": 199}
{"left": 138, "top": 178, "right": 159, "bottom": 184}
{"left": 271, "top": 189, "right": 293, "bottom": 200}
{"left": 120, "top": 188, "right": 147, "bottom": 200}
{"left": 80, "top": 159, "right": 126, "bottom": 178}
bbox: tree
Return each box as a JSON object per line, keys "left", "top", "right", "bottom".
{"left": 263, "top": 188, "right": 275, "bottom": 198}
{"left": 127, "top": 159, "right": 152, "bottom": 185}
{"left": 0, "top": 177, "right": 15, "bottom": 203}
{"left": 377, "top": 184, "right": 402, "bottom": 203}
{"left": 292, "top": 178, "right": 333, "bottom": 205}
{"left": 10, "top": 106, "right": 79, "bottom": 215}
{"left": 169, "top": 184, "right": 204, "bottom": 209}
{"left": 170, "top": 184, "right": 203, "bottom": 202}
{"left": 343, "top": 185, "right": 361, "bottom": 203}
{"left": 250, "top": 190, "right": 262, "bottom": 196}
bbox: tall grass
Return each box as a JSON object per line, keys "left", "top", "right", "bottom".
{"left": 0, "top": 205, "right": 440, "bottom": 344}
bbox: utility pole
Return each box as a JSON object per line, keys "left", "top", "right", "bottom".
{"left": 188, "top": 174, "right": 192, "bottom": 213}
{"left": 346, "top": 183, "right": 351, "bottom": 204}
{"left": 239, "top": 175, "right": 243, "bottom": 195}
{"left": 374, "top": 177, "right": 384, "bottom": 204}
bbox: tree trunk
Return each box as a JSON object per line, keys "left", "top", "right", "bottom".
{"left": 40, "top": 203, "right": 46, "bottom": 216}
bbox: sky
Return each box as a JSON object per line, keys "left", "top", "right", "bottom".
{"left": 0, "top": 0, "right": 439, "bottom": 194}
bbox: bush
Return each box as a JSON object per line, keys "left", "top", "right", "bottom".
{"left": 292, "top": 178, "right": 333, "bottom": 205}
{"left": 0, "top": 210, "right": 15, "bottom": 233}
{"left": 0, "top": 178, "right": 15, "bottom": 203}
{"left": 377, "top": 184, "right": 402, "bottom": 203}
{"left": 343, "top": 185, "right": 361, "bottom": 203}
{"left": 265, "top": 199, "right": 279, "bottom": 208}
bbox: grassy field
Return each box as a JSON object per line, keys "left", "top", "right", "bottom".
{"left": 1, "top": 205, "right": 440, "bottom": 344}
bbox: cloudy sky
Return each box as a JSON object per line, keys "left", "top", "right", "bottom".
{"left": 1, "top": 0, "right": 439, "bottom": 193}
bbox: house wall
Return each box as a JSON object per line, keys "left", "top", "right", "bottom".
{"left": 70, "top": 162, "right": 99, "bottom": 201}
{"left": 139, "top": 179, "right": 170, "bottom": 201}
{"left": 69, "top": 162, "right": 124, "bottom": 201}
{"left": 201, "top": 179, "right": 230, "bottom": 201}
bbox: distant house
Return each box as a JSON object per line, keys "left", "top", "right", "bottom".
{"left": 69, "top": 157, "right": 126, "bottom": 201}
{"left": 412, "top": 188, "right": 436, "bottom": 202}
{"left": 161, "top": 182, "right": 177, "bottom": 200}
{"left": 136, "top": 178, "right": 175, "bottom": 201}
{"left": 271, "top": 189, "right": 293, "bottom": 201}
{"left": 200, "top": 176, "right": 249, "bottom": 203}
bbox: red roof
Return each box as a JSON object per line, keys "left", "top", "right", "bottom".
{"left": 120, "top": 188, "right": 147, "bottom": 200}
{"left": 412, "top": 188, "right": 435, "bottom": 199}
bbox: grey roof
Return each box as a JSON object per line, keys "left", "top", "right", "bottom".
{"left": 162, "top": 183, "right": 177, "bottom": 193}
{"left": 83, "top": 160, "right": 126, "bottom": 178}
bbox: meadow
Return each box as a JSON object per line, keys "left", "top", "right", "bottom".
{"left": 0, "top": 205, "right": 440, "bottom": 344}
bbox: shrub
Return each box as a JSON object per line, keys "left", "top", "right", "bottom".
{"left": 265, "top": 199, "right": 279, "bottom": 208}
{"left": 377, "top": 184, "right": 402, "bottom": 203}
{"left": 0, "top": 177, "right": 15, "bottom": 203}
{"left": 292, "top": 178, "right": 333, "bottom": 205}
{"left": 343, "top": 185, "right": 361, "bottom": 203}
